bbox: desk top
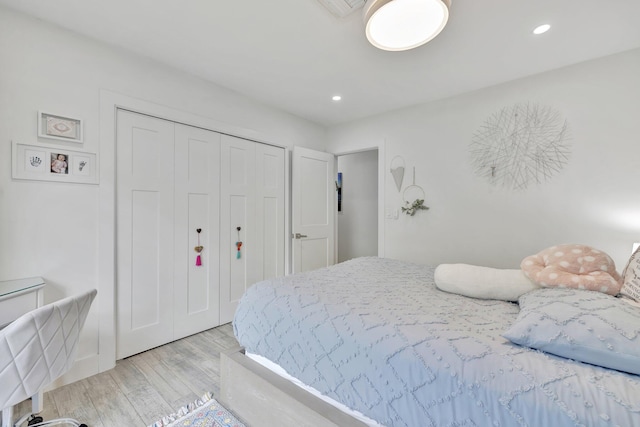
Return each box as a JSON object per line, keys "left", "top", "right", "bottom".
{"left": 0, "top": 277, "right": 45, "bottom": 301}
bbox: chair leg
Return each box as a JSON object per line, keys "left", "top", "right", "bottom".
{"left": 1, "top": 392, "right": 45, "bottom": 427}
{"left": 2, "top": 406, "right": 14, "bottom": 427}
{"left": 31, "top": 392, "right": 43, "bottom": 414}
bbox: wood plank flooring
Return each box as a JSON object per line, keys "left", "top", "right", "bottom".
{"left": 12, "top": 323, "right": 240, "bottom": 427}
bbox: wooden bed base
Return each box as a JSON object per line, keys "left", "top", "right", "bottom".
{"left": 220, "top": 347, "right": 369, "bottom": 427}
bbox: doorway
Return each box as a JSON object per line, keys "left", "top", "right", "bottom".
{"left": 337, "top": 149, "right": 379, "bottom": 263}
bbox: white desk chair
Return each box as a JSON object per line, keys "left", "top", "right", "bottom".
{"left": 0, "top": 289, "right": 96, "bottom": 427}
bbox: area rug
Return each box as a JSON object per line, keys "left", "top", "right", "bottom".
{"left": 149, "top": 392, "right": 246, "bottom": 427}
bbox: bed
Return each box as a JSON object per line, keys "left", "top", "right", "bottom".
{"left": 224, "top": 257, "right": 640, "bottom": 426}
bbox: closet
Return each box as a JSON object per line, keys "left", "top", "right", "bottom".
{"left": 115, "top": 109, "right": 284, "bottom": 359}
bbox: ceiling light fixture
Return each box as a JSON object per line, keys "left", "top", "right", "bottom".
{"left": 533, "top": 24, "right": 551, "bottom": 35}
{"left": 332, "top": 95, "right": 342, "bottom": 101}
{"left": 363, "top": 0, "right": 451, "bottom": 51}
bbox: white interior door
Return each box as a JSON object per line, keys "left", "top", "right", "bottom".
{"left": 220, "top": 135, "right": 256, "bottom": 323}
{"left": 173, "top": 124, "right": 221, "bottom": 339}
{"left": 292, "top": 146, "right": 336, "bottom": 273}
{"left": 116, "top": 110, "right": 175, "bottom": 359}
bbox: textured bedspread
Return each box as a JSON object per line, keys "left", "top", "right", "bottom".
{"left": 233, "top": 257, "right": 640, "bottom": 427}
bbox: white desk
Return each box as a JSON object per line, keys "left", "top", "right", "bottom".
{"left": 0, "top": 277, "right": 46, "bottom": 423}
{"left": 0, "top": 277, "right": 45, "bottom": 329}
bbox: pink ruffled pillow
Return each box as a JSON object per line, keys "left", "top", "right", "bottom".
{"left": 521, "top": 244, "right": 622, "bottom": 295}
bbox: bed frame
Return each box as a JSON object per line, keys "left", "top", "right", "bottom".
{"left": 220, "top": 347, "right": 369, "bottom": 427}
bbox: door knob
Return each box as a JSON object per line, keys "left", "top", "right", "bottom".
{"left": 294, "top": 233, "right": 308, "bottom": 239}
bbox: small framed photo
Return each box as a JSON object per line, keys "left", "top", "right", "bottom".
{"left": 38, "top": 111, "right": 83, "bottom": 143}
{"left": 12, "top": 141, "right": 98, "bottom": 184}
{"left": 50, "top": 152, "right": 70, "bottom": 174}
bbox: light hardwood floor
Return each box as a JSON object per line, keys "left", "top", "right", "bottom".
{"left": 13, "top": 323, "right": 240, "bottom": 427}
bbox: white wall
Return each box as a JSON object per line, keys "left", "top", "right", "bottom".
{"left": 337, "top": 150, "right": 378, "bottom": 262}
{"left": 327, "top": 48, "right": 640, "bottom": 271}
{"left": 0, "top": 6, "right": 326, "bottom": 385}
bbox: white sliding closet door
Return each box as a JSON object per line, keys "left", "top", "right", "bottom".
{"left": 173, "top": 124, "right": 221, "bottom": 339}
{"left": 255, "top": 144, "right": 286, "bottom": 281}
{"left": 117, "top": 110, "right": 285, "bottom": 357}
{"left": 116, "top": 110, "right": 175, "bottom": 359}
{"left": 220, "top": 135, "right": 257, "bottom": 324}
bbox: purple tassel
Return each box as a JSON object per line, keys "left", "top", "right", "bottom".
{"left": 196, "top": 254, "right": 202, "bottom": 266}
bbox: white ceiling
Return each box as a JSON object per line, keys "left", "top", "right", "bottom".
{"left": 1, "top": 0, "right": 639, "bottom": 127}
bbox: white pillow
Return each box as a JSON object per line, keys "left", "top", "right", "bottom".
{"left": 434, "top": 263, "right": 539, "bottom": 302}
{"left": 620, "top": 246, "right": 640, "bottom": 303}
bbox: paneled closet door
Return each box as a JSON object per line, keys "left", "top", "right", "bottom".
{"left": 173, "top": 124, "right": 221, "bottom": 339}
{"left": 220, "top": 135, "right": 257, "bottom": 324}
{"left": 116, "top": 110, "right": 175, "bottom": 359}
{"left": 255, "top": 144, "right": 286, "bottom": 281}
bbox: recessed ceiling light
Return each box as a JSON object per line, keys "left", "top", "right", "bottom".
{"left": 533, "top": 24, "right": 551, "bottom": 35}
{"left": 332, "top": 95, "right": 342, "bottom": 101}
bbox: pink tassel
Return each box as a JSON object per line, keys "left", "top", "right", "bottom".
{"left": 196, "top": 254, "right": 202, "bottom": 266}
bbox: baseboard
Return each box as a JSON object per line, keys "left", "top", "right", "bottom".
{"left": 45, "top": 353, "right": 100, "bottom": 391}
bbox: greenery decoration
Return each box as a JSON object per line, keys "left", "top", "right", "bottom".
{"left": 402, "top": 199, "right": 429, "bottom": 216}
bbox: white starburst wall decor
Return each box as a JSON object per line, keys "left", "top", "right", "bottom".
{"left": 469, "top": 102, "right": 571, "bottom": 190}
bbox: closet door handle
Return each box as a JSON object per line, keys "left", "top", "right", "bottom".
{"left": 294, "top": 233, "right": 307, "bottom": 239}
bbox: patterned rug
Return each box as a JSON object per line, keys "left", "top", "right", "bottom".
{"left": 149, "top": 392, "right": 246, "bottom": 427}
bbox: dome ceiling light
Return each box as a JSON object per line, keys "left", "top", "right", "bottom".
{"left": 363, "top": 0, "right": 451, "bottom": 51}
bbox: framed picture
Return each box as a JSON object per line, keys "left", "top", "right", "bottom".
{"left": 38, "top": 111, "right": 83, "bottom": 143}
{"left": 12, "top": 141, "right": 98, "bottom": 184}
